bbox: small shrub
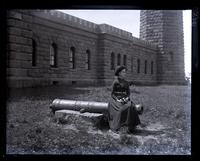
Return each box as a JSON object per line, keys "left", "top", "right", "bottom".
{"left": 58, "top": 117, "right": 68, "bottom": 124}
{"left": 35, "top": 127, "right": 42, "bottom": 134}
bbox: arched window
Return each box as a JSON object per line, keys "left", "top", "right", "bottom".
{"left": 50, "top": 43, "right": 57, "bottom": 67}
{"left": 123, "top": 55, "right": 127, "bottom": 67}
{"left": 131, "top": 56, "right": 133, "bottom": 73}
{"left": 151, "top": 61, "right": 154, "bottom": 74}
{"left": 69, "top": 47, "right": 75, "bottom": 69}
{"left": 117, "top": 54, "right": 121, "bottom": 66}
{"left": 32, "top": 39, "right": 37, "bottom": 66}
{"left": 86, "top": 49, "right": 91, "bottom": 70}
{"left": 168, "top": 51, "right": 173, "bottom": 61}
{"left": 144, "top": 60, "right": 147, "bottom": 74}
{"left": 110, "top": 52, "right": 115, "bottom": 70}
{"left": 137, "top": 59, "right": 140, "bottom": 74}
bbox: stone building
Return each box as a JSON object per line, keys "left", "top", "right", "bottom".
{"left": 6, "top": 10, "right": 186, "bottom": 88}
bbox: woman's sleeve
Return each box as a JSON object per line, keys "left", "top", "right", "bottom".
{"left": 126, "top": 81, "right": 131, "bottom": 96}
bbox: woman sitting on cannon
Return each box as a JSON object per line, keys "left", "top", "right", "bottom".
{"left": 108, "top": 65, "right": 143, "bottom": 134}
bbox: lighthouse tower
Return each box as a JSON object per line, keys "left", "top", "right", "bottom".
{"left": 140, "top": 10, "right": 186, "bottom": 84}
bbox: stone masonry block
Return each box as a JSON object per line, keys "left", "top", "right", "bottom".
{"left": 54, "top": 110, "right": 104, "bottom": 126}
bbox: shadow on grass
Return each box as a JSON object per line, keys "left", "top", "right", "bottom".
{"left": 7, "top": 85, "right": 91, "bottom": 101}
{"left": 93, "top": 116, "right": 165, "bottom": 137}
{"left": 95, "top": 116, "right": 110, "bottom": 131}
{"left": 132, "top": 128, "right": 164, "bottom": 136}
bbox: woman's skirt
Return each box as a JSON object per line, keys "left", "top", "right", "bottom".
{"left": 108, "top": 97, "right": 141, "bottom": 131}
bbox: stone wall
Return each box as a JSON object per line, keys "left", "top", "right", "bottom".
{"left": 7, "top": 10, "right": 100, "bottom": 87}
{"left": 100, "top": 33, "right": 158, "bottom": 85}
{"left": 7, "top": 10, "right": 158, "bottom": 88}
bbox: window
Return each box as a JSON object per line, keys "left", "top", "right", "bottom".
{"left": 123, "top": 55, "right": 127, "bottom": 67}
{"left": 144, "top": 60, "right": 147, "bottom": 74}
{"left": 86, "top": 49, "right": 91, "bottom": 70}
{"left": 117, "top": 54, "right": 121, "bottom": 66}
{"left": 69, "top": 47, "right": 75, "bottom": 69}
{"left": 110, "top": 52, "right": 115, "bottom": 70}
{"left": 168, "top": 51, "right": 173, "bottom": 61}
{"left": 50, "top": 43, "right": 57, "bottom": 67}
{"left": 32, "top": 39, "right": 37, "bottom": 66}
{"left": 131, "top": 56, "right": 133, "bottom": 73}
{"left": 151, "top": 61, "right": 154, "bottom": 74}
{"left": 137, "top": 59, "right": 140, "bottom": 73}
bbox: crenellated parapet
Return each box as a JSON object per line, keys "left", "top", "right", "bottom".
{"left": 17, "top": 10, "right": 136, "bottom": 40}
{"left": 22, "top": 10, "right": 99, "bottom": 33}
{"left": 98, "top": 24, "right": 133, "bottom": 40}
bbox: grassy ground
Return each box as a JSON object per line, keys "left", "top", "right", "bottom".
{"left": 6, "top": 84, "right": 191, "bottom": 154}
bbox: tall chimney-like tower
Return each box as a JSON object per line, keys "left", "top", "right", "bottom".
{"left": 140, "top": 10, "right": 186, "bottom": 84}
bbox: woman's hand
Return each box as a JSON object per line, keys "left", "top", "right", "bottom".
{"left": 117, "top": 97, "right": 130, "bottom": 104}
{"left": 117, "top": 98, "right": 124, "bottom": 103}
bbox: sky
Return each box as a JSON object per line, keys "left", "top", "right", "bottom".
{"left": 59, "top": 10, "right": 191, "bottom": 77}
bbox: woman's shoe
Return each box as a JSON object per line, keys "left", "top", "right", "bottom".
{"left": 139, "top": 123, "right": 147, "bottom": 128}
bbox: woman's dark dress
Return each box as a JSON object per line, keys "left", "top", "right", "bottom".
{"left": 108, "top": 77, "right": 141, "bottom": 131}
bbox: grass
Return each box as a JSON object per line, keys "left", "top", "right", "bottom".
{"left": 6, "top": 84, "right": 191, "bottom": 154}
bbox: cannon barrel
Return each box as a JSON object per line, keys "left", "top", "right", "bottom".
{"left": 50, "top": 99, "right": 143, "bottom": 115}
{"left": 50, "top": 99, "right": 108, "bottom": 113}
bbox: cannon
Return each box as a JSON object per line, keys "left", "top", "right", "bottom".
{"left": 50, "top": 99, "right": 143, "bottom": 115}
{"left": 50, "top": 99, "right": 108, "bottom": 114}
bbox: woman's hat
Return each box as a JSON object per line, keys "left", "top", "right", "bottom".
{"left": 115, "top": 65, "right": 126, "bottom": 76}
